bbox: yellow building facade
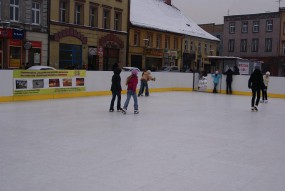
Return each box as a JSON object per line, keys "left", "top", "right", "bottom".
{"left": 49, "top": 0, "right": 128, "bottom": 70}
{"left": 128, "top": 26, "right": 218, "bottom": 72}
{"left": 182, "top": 36, "right": 219, "bottom": 72}
{"left": 128, "top": 27, "right": 183, "bottom": 71}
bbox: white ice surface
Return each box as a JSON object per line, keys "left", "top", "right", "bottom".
{"left": 1, "top": 92, "right": 285, "bottom": 191}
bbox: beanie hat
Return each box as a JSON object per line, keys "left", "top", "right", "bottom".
{"left": 266, "top": 71, "right": 270, "bottom": 75}
{"left": 131, "top": 69, "right": 138, "bottom": 75}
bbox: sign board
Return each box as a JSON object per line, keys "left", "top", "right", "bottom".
{"left": 238, "top": 61, "right": 250, "bottom": 75}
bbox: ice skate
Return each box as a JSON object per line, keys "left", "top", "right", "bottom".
{"left": 134, "top": 110, "right": 139, "bottom": 114}
{"left": 121, "top": 108, "right": 127, "bottom": 114}
{"left": 109, "top": 109, "right": 114, "bottom": 112}
{"left": 254, "top": 105, "right": 258, "bottom": 111}
{"left": 260, "top": 100, "right": 264, "bottom": 103}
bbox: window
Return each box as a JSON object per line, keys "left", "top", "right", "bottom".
{"left": 10, "top": 0, "right": 19, "bottom": 21}
{"left": 59, "top": 1, "right": 68, "bottom": 23}
{"left": 32, "top": 2, "right": 40, "bottom": 25}
{"left": 283, "top": 43, "right": 285, "bottom": 55}
{"left": 89, "top": 6, "right": 98, "bottom": 27}
{"left": 241, "top": 21, "right": 248, "bottom": 33}
{"left": 165, "top": 36, "right": 170, "bottom": 49}
{"left": 229, "top": 22, "right": 235, "bottom": 33}
{"left": 266, "top": 20, "right": 273, "bottom": 32}
{"left": 228, "top": 39, "right": 235, "bottom": 52}
{"left": 190, "top": 41, "right": 194, "bottom": 51}
{"left": 156, "top": 35, "right": 161, "bottom": 49}
{"left": 204, "top": 44, "right": 208, "bottom": 54}
{"left": 134, "top": 32, "right": 140, "bottom": 46}
{"left": 251, "top": 39, "right": 259, "bottom": 52}
{"left": 198, "top": 42, "right": 201, "bottom": 53}
{"left": 146, "top": 33, "right": 153, "bottom": 48}
{"left": 184, "top": 40, "right": 188, "bottom": 51}
{"left": 253, "top": 21, "right": 259, "bottom": 33}
{"left": 74, "top": 3, "right": 83, "bottom": 25}
{"left": 240, "top": 39, "right": 247, "bottom": 52}
{"left": 174, "top": 38, "right": 178, "bottom": 49}
{"left": 103, "top": 9, "right": 111, "bottom": 29}
{"left": 265, "top": 38, "right": 272, "bottom": 52}
{"left": 114, "top": 11, "right": 122, "bottom": 31}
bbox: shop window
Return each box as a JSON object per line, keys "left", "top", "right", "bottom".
{"left": 29, "top": 48, "right": 41, "bottom": 66}
{"left": 10, "top": 0, "right": 19, "bottom": 21}
{"left": 9, "top": 46, "right": 21, "bottom": 68}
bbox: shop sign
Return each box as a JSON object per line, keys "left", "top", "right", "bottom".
{"left": 238, "top": 61, "right": 249, "bottom": 75}
{"left": 31, "top": 41, "right": 42, "bottom": 48}
{"left": 9, "top": 58, "right": 21, "bottom": 68}
{"left": 9, "top": 39, "right": 22, "bottom": 46}
{"left": 12, "top": 29, "right": 24, "bottom": 39}
{"left": 145, "top": 49, "right": 163, "bottom": 57}
{"left": 0, "top": 28, "right": 13, "bottom": 38}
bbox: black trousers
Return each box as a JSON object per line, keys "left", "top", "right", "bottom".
{"left": 110, "top": 91, "right": 121, "bottom": 110}
{"left": 226, "top": 80, "right": 232, "bottom": 94}
{"left": 262, "top": 87, "right": 268, "bottom": 100}
{"left": 251, "top": 89, "right": 260, "bottom": 107}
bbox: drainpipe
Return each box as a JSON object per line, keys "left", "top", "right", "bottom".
{"left": 126, "top": 0, "right": 131, "bottom": 67}
{"left": 47, "top": 0, "right": 50, "bottom": 66}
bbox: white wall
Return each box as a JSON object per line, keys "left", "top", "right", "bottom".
{"left": 0, "top": 71, "right": 13, "bottom": 96}
{"left": 1, "top": 70, "right": 285, "bottom": 99}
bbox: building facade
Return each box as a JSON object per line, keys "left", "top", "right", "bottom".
{"left": 223, "top": 12, "right": 282, "bottom": 76}
{"left": 182, "top": 36, "right": 218, "bottom": 73}
{"left": 0, "top": 0, "right": 48, "bottom": 69}
{"left": 128, "top": 27, "right": 182, "bottom": 71}
{"left": 199, "top": 23, "right": 224, "bottom": 56}
{"left": 49, "top": 0, "right": 128, "bottom": 70}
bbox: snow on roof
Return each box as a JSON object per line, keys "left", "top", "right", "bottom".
{"left": 130, "top": 0, "right": 220, "bottom": 41}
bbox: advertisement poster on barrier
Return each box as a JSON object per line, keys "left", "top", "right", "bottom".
{"left": 238, "top": 61, "right": 250, "bottom": 75}
{"left": 13, "top": 70, "right": 86, "bottom": 96}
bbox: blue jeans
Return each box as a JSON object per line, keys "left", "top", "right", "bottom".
{"left": 123, "top": 90, "right": 138, "bottom": 110}
{"left": 138, "top": 80, "right": 149, "bottom": 96}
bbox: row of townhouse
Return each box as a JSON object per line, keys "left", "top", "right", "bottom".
{"left": 0, "top": 0, "right": 219, "bottom": 73}
{"left": 201, "top": 8, "right": 285, "bottom": 76}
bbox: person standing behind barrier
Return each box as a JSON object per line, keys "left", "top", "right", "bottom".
{"left": 261, "top": 71, "right": 270, "bottom": 103}
{"left": 138, "top": 70, "right": 156, "bottom": 97}
{"left": 109, "top": 67, "right": 122, "bottom": 112}
{"left": 223, "top": 68, "right": 234, "bottom": 94}
{"left": 248, "top": 66, "right": 265, "bottom": 111}
{"left": 211, "top": 71, "right": 221, "bottom": 93}
{"left": 122, "top": 69, "right": 139, "bottom": 114}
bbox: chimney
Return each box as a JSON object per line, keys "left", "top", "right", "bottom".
{"left": 164, "top": 0, "right": 171, "bottom": 5}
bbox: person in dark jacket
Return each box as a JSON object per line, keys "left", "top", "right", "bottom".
{"left": 223, "top": 68, "right": 234, "bottom": 94}
{"left": 248, "top": 67, "right": 265, "bottom": 111}
{"left": 109, "top": 67, "right": 122, "bottom": 112}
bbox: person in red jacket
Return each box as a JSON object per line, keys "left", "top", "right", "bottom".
{"left": 122, "top": 69, "right": 139, "bottom": 114}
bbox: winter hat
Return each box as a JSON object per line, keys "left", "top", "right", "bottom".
{"left": 147, "top": 70, "right": 151, "bottom": 74}
{"left": 266, "top": 71, "right": 270, "bottom": 75}
{"left": 215, "top": 70, "right": 219, "bottom": 74}
{"left": 131, "top": 69, "right": 138, "bottom": 75}
{"left": 254, "top": 66, "right": 260, "bottom": 70}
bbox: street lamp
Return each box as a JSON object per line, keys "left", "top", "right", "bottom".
{"left": 0, "top": 20, "right": 10, "bottom": 69}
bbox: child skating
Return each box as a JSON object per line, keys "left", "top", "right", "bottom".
{"left": 122, "top": 69, "right": 139, "bottom": 114}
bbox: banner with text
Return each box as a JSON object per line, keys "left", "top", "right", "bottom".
{"left": 13, "top": 70, "right": 86, "bottom": 96}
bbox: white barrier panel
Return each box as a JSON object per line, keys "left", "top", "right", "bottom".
{"left": 1, "top": 70, "right": 285, "bottom": 102}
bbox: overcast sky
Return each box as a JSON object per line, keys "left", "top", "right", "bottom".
{"left": 172, "top": 0, "right": 284, "bottom": 24}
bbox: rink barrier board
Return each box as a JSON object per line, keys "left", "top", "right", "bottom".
{"left": 0, "top": 87, "right": 193, "bottom": 102}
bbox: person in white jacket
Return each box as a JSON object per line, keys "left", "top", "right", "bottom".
{"left": 261, "top": 71, "right": 270, "bottom": 103}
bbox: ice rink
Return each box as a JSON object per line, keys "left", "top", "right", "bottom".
{"left": 1, "top": 92, "right": 285, "bottom": 191}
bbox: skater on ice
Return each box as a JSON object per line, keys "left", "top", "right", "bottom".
{"left": 138, "top": 69, "right": 156, "bottom": 97}
{"left": 122, "top": 69, "right": 139, "bottom": 114}
{"left": 248, "top": 66, "right": 265, "bottom": 111}
{"left": 211, "top": 71, "right": 221, "bottom": 93}
{"left": 261, "top": 71, "right": 270, "bottom": 103}
{"left": 109, "top": 67, "right": 122, "bottom": 112}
